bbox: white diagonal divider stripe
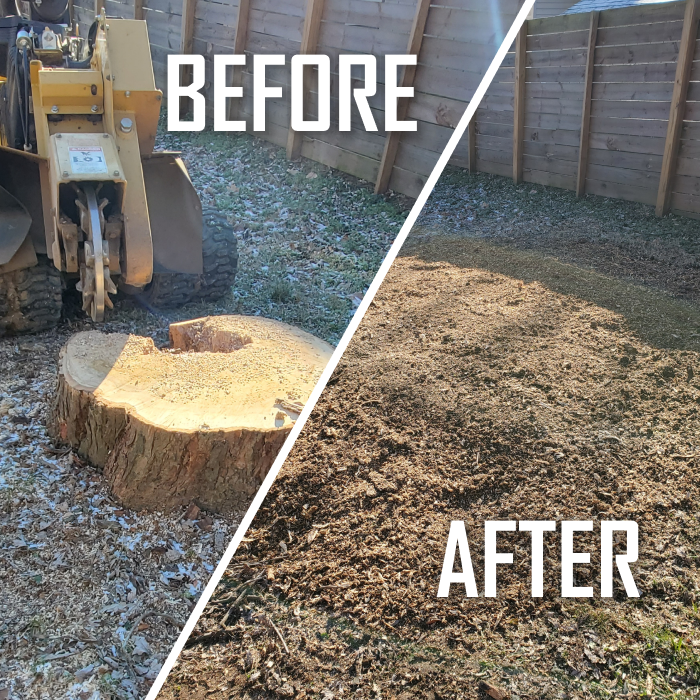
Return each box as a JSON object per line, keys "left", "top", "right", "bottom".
{"left": 146, "top": 2, "right": 536, "bottom": 695}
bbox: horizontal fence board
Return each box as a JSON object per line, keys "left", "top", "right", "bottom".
{"left": 590, "top": 98, "right": 672, "bottom": 120}
{"left": 476, "top": 121, "right": 513, "bottom": 139}
{"left": 523, "top": 153, "right": 578, "bottom": 176}
{"left": 407, "top": 93, "right": 468, "bottom": 129}
{"left": 586, "top": 161, "right": 660, "bottom": 188}
{"left": 475, "top": 147, "right": 513, "bottom": 166}
{"left": 526, "top": 96, "right": 583, "bottom": 117}
{"left": 526, "top": 65, "right": 587, "bottom": 82}
{"left": 522, "top": 139, "right": 579, "bottom": 161}
{"left": 585, "top": 177, "right": 657, "bottom": 204}
{"left": 675, "top": 154, "right": 700, "bottom": 175}
{"left": 246, "top": 30, "right": 301, "bottom": 55}
{"left": 589, "top": 115, "right": 669, "bottom": 137}
{"left": 128, "top": 0, "right": 700, "bottom": 213}
{"left": 477, "top": 133, "right": 515, "bottom": 153}
{"left": 591, "top": 81, "right": 675, "bottom": 101}
{"left": 523, "top": 125, "right": 582, "bottom": 146}
{"left": 594, "top": 61, "right": 678, "bottom": 82}
{"left": 424, "top": 6, "right": 518, "bottom": 45}
{"left": 419, "top": 36, "right": 515, "bottom": 71}
{"left": 596, "top": 20, "right": 684, "bottom": 47}
{"left": 248, "top": 7, "right": 304, "bottom": 42}
{"left": 302, "top": 137, "right": 380, "bottom": 182}
{"left": 669, "top": 173, "right": 700, "bottom": 195}
{"left": 527, "top": 47, "right": 588, "bottom": 68}
{"left": 524, "top": 167, "right": 577, "bottom": 189}
{"left": 588, "top": 148, "right": 662, "bottom": 171}
{"left": 322, "top": 0, "right": 416, "bottom": 28}
{"left": 589, "top": 131, "right": 667, "bottom": 155}
{"left": 597, "top": 1, "right": 684, "bottom": 29}
{"left": 670, "top": 190, "right": 700, "bottom": 213}
{"left": 527, "top": 29, "right": 589, "bottom": 52}
{"left": 308, "top": 128, "right": 386, "bottom": 162}
{"left": 594, "top": 40, "right": 681, "bottom": 65}
{"left": 318, "top": 18, "right": 410, "bottom": 53}
{"left": 476, "top": 157, "right": 512, "bottom": 177}
{"left": 528, "top": 12, "right": 590, "bottom": 35}
{"left": 144, "top": 0, "right": 182, "bottom": 15}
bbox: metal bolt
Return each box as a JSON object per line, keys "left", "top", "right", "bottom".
{"left": 91, "top": 105, "right": 98, "bottom": 113}
{"left": 56, "top": 133, "right": 62, "bottom": 138}
{"left": 103, "top": 133, "right": 109, "bottom": 138}
{"left": 51, "top": 105, "right": 59, "bottom": 113}
{"left": 62, "top": 171, "right": 69, "bottom": 178}
{"left": 113, "top": 170, "right": 120, "bottom": 177}
{"left": 119, "top": 117, "right": 133, "bottom": 134}
{"left": 125, "top": 90, "right": 130, "bottom": 97}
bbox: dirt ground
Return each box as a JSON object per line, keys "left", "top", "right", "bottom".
{"left": 160, "top": 176, "right": 700, "bottom": 700}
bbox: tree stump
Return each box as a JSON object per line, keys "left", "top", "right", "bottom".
{"left": 50, "top": 316, "right": 333, "bottom": 514}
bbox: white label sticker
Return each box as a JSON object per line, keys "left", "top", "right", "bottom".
{"left": 69, "top": 147, "right": 108, "bottom": 174}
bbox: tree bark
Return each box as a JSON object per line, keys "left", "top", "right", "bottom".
{"left": 50, "top": 316, "right": 333, "bottom": 514}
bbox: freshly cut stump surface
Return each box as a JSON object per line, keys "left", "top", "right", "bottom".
{"left": 50, "top": 316, "right": 333, "bottom": 514}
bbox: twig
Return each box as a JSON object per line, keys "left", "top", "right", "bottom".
{"left": 221, "top": 589, "right": 248, "bottom": 627}
{"left": 258, "top": 614, "right": 289, "bottom": 654}
{"left": 37, "top": 649, "right": 81, "bottom": 663}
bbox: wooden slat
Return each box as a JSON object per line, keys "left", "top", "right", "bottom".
{"left": 513, "top": 20, "right": 528, "bottom": 184}
{"left": 597, "top": 1, "right": 684, "bottom": 29}
{"left": 577, "top": 11, "right": 599, "bottom": 197}
{"left": 286, "top": 0, "right": 326, "bottom": 159}
{"left": 178, "top": 0, "right": 197, "bottom": 116}
{"left": 657, "top": 0, "right": 700, "bottom": 215}
{"left": 468, "top": 118, "right": 476, "bottom": 173}
{"left": 375, "top": 0, "right": 432, "bottom": 194}
{"left": 227, "top": 0, "right": 251, "bottom": 121}
{"left": 134, "top": 0, "right": 143, "bottom": 20}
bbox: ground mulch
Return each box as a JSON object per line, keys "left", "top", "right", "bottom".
{"left": 161, "top": 212, "right": 700, "bottom": 699}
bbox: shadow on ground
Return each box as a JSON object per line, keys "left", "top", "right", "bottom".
{"left": 405, "top": 234, "right": 700, "bottom": 353}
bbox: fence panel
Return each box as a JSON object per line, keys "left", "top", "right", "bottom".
{"left": 76, "top": 0, "right": 700, "bottom": 213}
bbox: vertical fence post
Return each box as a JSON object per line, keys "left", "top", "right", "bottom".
{"left": 656, "top": 0, "right": 699, "bottom": 216}
{"left": 374, "top": 0, "right": 431, "bottom": 194}
{"left": 512, "top": 21, "right": 527, "bottom": 184}
{"left": 94, "top": 0, "right": 105, "bottom": 18}
{"left": 179, "top": 0, "right": 197, "bottom": 118}
{"left": 576, "top": 11, "right": 599, "bottom": 197}
{"left": 286, "top": 0, "right": 326, "bottom": 160}
{"left": 468, "top": 118, "right": 476, "bottom": 174}
{"left": 133, "top": 0, "right": 144, "bottom": 21}
{"left": 228, "top": 0, "right": 252, "bottom": 122}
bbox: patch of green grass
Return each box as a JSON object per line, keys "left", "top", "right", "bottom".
{"left": 572, "top": 605, "right": 613, "bottom": 635}
{"left": 268, "top": 279, "right": 296, "bottom": 304}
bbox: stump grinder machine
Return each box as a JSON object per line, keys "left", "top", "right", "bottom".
{"left": 0, "top": 0, "right": 238, "bottom": 333}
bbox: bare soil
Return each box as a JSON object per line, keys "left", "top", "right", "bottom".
{"left": 161, "top": 225, "right": 700, "bottom": 699}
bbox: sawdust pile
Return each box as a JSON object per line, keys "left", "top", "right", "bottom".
{"left": 163, "top": 238, "right": 700, "bottom": 700}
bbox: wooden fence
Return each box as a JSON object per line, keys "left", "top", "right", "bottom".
{"left": 76, "top": 0, "right": 700, "bottom": 218}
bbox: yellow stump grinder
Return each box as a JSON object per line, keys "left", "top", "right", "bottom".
{"left": 0, "top": 1, "right": 238, "bottom": 333}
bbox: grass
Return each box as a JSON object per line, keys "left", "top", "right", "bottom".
{"left": 148, "top": 126, "right": 410, "bottom": 345}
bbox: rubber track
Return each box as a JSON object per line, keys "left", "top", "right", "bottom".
{"left": 0, "top": 256, "right": 63, "bottom": 335}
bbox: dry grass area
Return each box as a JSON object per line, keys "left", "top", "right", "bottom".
{"left": 161, "top": 234, "right": 700, "bottom": 700}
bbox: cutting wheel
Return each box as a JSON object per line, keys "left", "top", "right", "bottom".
{"left": 76, "top": 184, "right": 117, "bottom": 322}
